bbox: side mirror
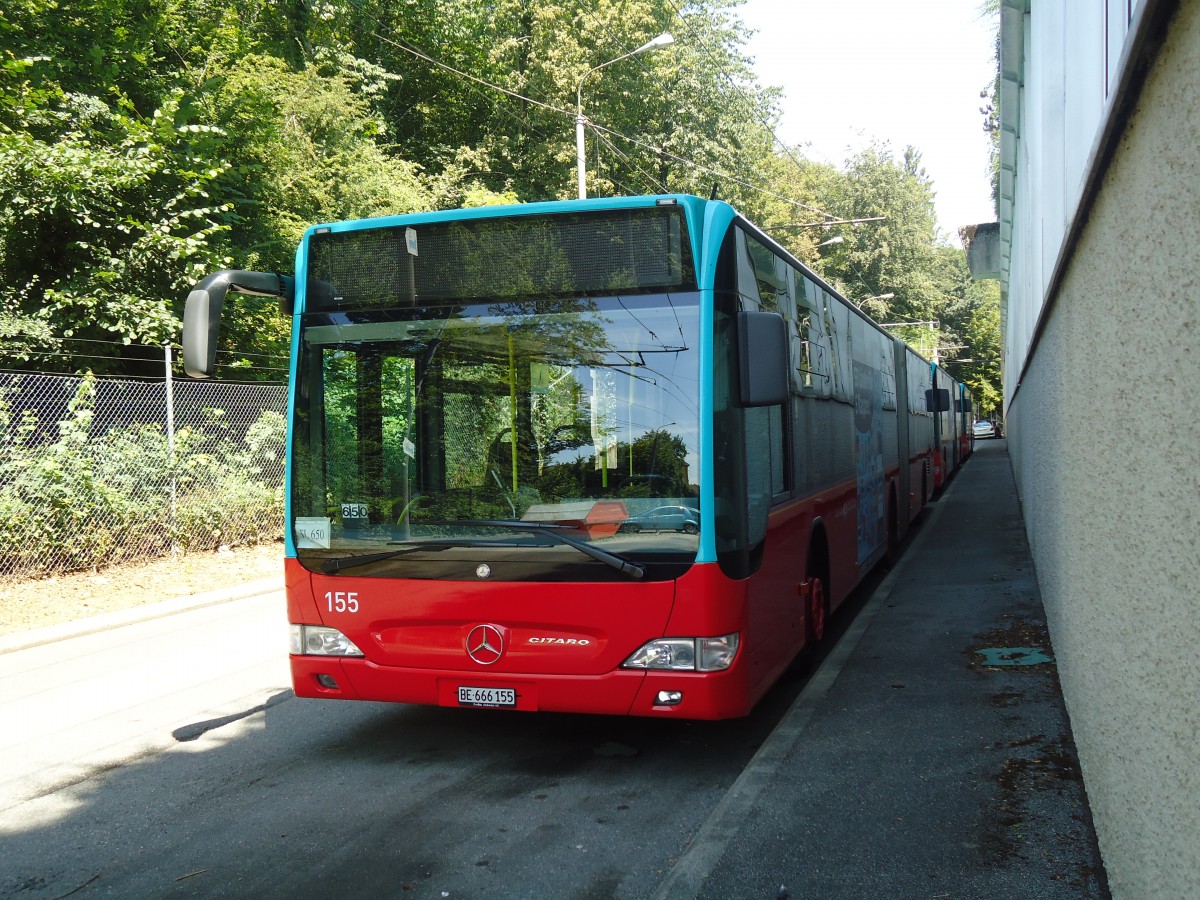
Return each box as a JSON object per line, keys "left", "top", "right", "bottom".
{"left": 738, "top": 310, "right": 788, "bottom": 407}
{"left": 182, "top": 270, "right": 295, "bottom": 378}
{"left": 925, "top": 388, "right": 951, "bottom": 412}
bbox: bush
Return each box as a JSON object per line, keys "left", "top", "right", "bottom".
{"left": 0, "top": 377, "right": 285, "bottom": 578}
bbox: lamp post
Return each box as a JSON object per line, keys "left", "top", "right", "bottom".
{"left": 575, "top": 32, "right": 674, "bottom": 200}
{"left": 856, "top": 291, "right": 894, "bottom": 308}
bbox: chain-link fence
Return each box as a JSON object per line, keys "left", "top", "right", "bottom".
{"left": 0, "top": 369, "right": 287, "bottom": 581}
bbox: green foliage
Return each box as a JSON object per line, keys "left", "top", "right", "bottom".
{"left": 0, "top": 87, "right": 236, "bottom": 373}
{"left": 205, "top": 55, "right": 432, "bottom": 263}
{"left": 0, "top": 0, "right": 1000, "bottom": 388}
{"left": 956, "top": 279, "right": 1003, "bottom": 415}
{"left": 811, "top": 144, "right": 944, "bottom": 320}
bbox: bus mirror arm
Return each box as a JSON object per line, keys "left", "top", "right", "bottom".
{"left": 181, "top": 270, "right": 296, "bottom": 378}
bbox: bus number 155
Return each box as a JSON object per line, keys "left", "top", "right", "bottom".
{"left": 325, "top": 591, "right": 360, "bottom": 613}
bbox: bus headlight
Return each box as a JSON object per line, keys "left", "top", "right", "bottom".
{"left": 622, "top": 633, "right": 739, "bottom": 672}
{"left": 290, "top": 624, "right": 364, "bottom": 657}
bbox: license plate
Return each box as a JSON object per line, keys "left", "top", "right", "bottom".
{"left": 457, "top": 686, "right": 517, "bottom": 707}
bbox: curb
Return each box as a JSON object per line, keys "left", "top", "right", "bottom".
{"left": 0, "top": 576, "right": 285, "bottom": 655}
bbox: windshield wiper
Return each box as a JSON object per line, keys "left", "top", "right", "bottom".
{"left": 319, "top": 545, "right": 427, "bottom": 574}
{"left": 318, "top": 538, "right": 535, "bottom": 574}
{"left": 425, "top": 519, "right": 646, "bottom": 580}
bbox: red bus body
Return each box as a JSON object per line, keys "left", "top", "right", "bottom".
{"left": 288, "top": 476, "right": 875, "bottom": 719}
{"left": 179, "top": 196, "right": 964, "bottom": 720}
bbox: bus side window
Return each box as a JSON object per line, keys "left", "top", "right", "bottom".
{"left": 880, "top": 335, "right": 897, "bottom": 410}
{"left": 797, "top": 275, "right": 830, "bottom": 396}
{"left": 735, "top": 229, "right": 763, "bottom": 311}
{"left": 724, "top": 225, "right": 792, "bottom": 555}
{"left": 783, "top": 267, "right": 806, "bottom": 393}
{"left": 745, "top": 234, "right": 786, "bottom": 313}
{"left": 823, "top": 293, "right": 853, "bottom": 402}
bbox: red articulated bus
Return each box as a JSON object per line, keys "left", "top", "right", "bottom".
{"left": 183, "top": 195, "right": 944, "bottom": 719}
{"left": 930, "top": 363, "right": 972, "bottom": 491}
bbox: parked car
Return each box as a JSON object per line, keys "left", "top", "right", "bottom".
{"left": 973, "top": 419, "right": 996, "bottom": 439}
{"left": 618, "top": 505, "right": 700, "bottom": 534}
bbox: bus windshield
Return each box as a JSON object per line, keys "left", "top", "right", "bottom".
{"left": 290, "top": 293, "right": 701, "bottom": 579}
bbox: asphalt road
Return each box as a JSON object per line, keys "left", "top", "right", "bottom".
{"left": 2, "top": 441, "right": 1103, "bottom": 899}
{"left": 2, "top": 580, "right": 855, "bottom": 899}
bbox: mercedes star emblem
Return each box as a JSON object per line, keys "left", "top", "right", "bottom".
{"left": 466, "top": 624, "right": 505, "bottom": 665}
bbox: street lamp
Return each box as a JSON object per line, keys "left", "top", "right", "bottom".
{"left": 576, "top": 32, "right": 674, "bottom": 199}
{"left": 855, "top": 291, "right": 894, "bottom": 308}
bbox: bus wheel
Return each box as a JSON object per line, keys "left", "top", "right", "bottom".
{"left": 806, "top": 574, "right": 827, "bottom": 643}
{"left": 885, "top": 491, "right": 900, "bottom": 568}
{"left": 792, "top": 572, "right": 827, "bottom": 676}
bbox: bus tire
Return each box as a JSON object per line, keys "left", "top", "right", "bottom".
{"left": 885, "top": 488, "right": 900, "bottom": 569}
{"left": 805, "top": 534, "right": 830, "bottom": 645}
{"left": 807, "top": 573, "right": 827, "bottom": 642}
{"left": 792, "top": 533, "right": 830, "bottom": 675}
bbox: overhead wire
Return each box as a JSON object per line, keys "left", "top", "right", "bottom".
{"left": 659, "top": 0, "right": 838, "bottom": 177}
{"left": 352, "top": 5, "right": 831, "bottom": 212}
{"left": 589, "top": 121, "right": 831, "bottom": 213}
{"left": 364, "top": 28, "right": 579, "bottom": 189}
{"left": 571, "top": 0, "right": 841, "bottom": 219}
{"left": 330, "top": 0, "right": 574, "bottom": 186}
{"left": 591, "top": 128, "right": 670, "bottom": 195}
{"left": 368, "top": 30, "right": 571, "bottom": 118}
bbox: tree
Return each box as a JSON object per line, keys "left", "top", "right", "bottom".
{"left": 810, "top": 143, "right": 944, "bottom": 321}
{"left": 0, "top": 87, "right": 235, "bottom": 374}
{"left": 0, "top": 0, "right": 997, "bottom": 388}
{"left": 955, "top": 280, "right": 1003, "bottom": 416}
{"left": 0, "top": 0, "right": 239, "bottom": 374}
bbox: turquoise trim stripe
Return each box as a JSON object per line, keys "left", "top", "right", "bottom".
{"left": 695, "top": 199, "right": 736, "bottom": 564}
{"left": 283, "top": 237, "right": 308, "bottom": 560}
{"left": 282, "top": 193, "right": 725, "bottom": 562}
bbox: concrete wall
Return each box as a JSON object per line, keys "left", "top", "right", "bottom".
{"left": 1003, "top": 1, "right": 1200, "bottom": 895}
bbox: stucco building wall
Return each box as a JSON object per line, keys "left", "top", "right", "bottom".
{"left": 1002, "top": 1, "right": 1200, "bottom": 896}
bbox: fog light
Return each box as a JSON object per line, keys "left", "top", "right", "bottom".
{"left": 316, "top": 673, "right": 339, "bottom": 689}
{"left": 655, "top": 690, "right": 683, "bottom": 706}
